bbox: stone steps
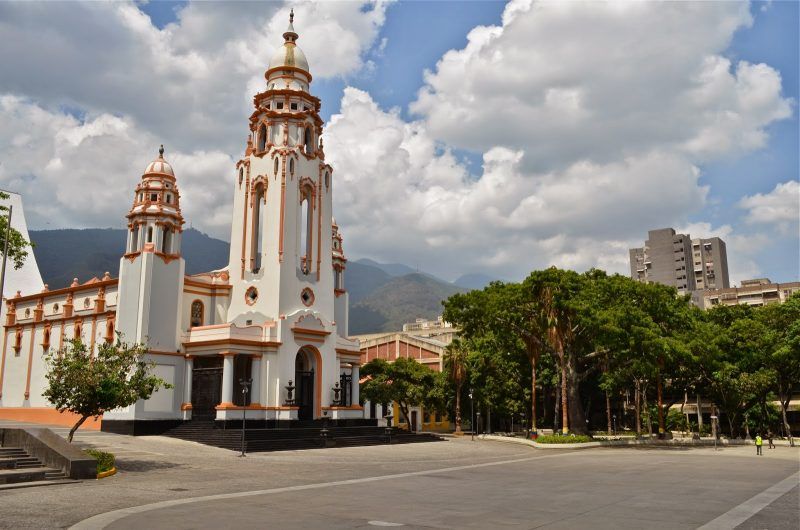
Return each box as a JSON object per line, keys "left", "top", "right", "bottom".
{"left": 160, "top": 421, "right": 444, "bottom": 452}
{"left": 0, "top": 446, "right": 72, "bottom": 486}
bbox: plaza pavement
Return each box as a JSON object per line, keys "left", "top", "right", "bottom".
{"left": 0, "top": 419, "right": 797, "bottom": 529}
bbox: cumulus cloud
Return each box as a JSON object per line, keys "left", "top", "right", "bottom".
{"left": 325, "top": 0, "right": 792, "bottom": 281}
{"left": 326, "top": 1, "right": 794, "bottom": 277}
{"left": 738, "top": 180, "right": 800, "bottom": 233}
{"left": 0, "top": 0, "right": 388, "bottom": 236}
{"left": 0, "top": 1, "right": 387, "bottom": 154}
{"left": 0, "top": 95, "right": 234, "bottom": 236}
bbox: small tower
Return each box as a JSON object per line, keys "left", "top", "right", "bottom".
{"left": 115, "top": 146, "right": 186, "bottom": 350}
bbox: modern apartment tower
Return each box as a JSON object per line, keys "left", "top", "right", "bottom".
{"left": 629, "top": 228, "right": 730, "bottom": 294}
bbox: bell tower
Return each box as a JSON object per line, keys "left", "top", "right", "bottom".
{"left": 115, "top": 146, "right": 186, "bottom": 351}
{"left": 227, "top": 10, "right": 334, "bottom": 327}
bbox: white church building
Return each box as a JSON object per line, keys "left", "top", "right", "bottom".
{"left": 0, "top": 13, "right": 364, "bottom": 434}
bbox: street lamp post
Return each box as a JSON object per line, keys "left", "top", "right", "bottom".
{"left": 238, "top": 378, "right": 252, "bottom": 457}
{"left": 469, "top": 389, "right": 474, "bottom": 441}
{"left": 612, "top": 414, "right": 617, "bottom": 436}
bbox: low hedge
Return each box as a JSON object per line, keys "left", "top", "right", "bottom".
{"left": 535, "top": 434, "right": 593, "bottom": 444}
{"left": 85, "top": 449, "right": 115, "bottom": 474}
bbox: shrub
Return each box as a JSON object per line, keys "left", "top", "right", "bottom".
{"left": 86, "top": 449, "right": 115, "bottom": 474}
{"left": 535, "top": 434, "right": 593, "bottom": 444}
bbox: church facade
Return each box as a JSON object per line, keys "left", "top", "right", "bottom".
{"left": 0, "top": 14, "right": 363, "bottom": 433}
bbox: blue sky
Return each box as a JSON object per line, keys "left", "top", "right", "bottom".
{"left": 1, "top": 1, "right": 797, "bottom": 285}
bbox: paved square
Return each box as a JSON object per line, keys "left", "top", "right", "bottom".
{"left": 0, "top": 421, "right": 797, "bottom": 529}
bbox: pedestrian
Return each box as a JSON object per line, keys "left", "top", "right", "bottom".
{"left": 755, "top": 433, "right": 763, "bottom": 455}
{"left": 768, "top": 432, "right": 775, "bottom": 449}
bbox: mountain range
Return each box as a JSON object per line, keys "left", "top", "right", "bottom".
{"left": 27, "top": 229, "right": 495, "bottom": 334}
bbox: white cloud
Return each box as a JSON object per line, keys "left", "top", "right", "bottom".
{"left": 0, "top": 0, "right": 388, "bottom": 237}
{"left": 323, "top": 0, "right": 793, "bottom": 281}
{"left": 738, "top": 180, "right": 800, "bottom": 232}
{"left": 0, "top": 95, "right": 233, "bottom": 237}
{"left": 0, "top": 1, "right": 389, "bottom": 155}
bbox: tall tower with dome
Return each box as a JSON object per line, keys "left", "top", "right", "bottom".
{"left": 0, "top": 11, "right": 363, "bottom": 433}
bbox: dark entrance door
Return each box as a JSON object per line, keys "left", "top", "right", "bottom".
{"left": 410, "top": 410, "right": 418, "bottom": 432}
{"left": 192, "top": 357, "right": 223, "bottom": 421}
{"left": 296, "top": 370, "right": 314, "bottom": 420}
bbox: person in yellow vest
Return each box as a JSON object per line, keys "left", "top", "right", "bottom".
{"left": 755, "top": 433, "right": 763, "bottom": 455}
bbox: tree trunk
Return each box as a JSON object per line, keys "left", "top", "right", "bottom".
{"left": 454, "top": 383, "right": 462, "bottom": 433}
{"left": 779, "top": 394, "right": 794, "bottom": 447}
{"left": 560, "top": 354, "right": 569, "bottom": 434}
{"left": 696, "top": 393, "right": 703, "bottom": 435}
{"left": 554, "top": 385, "right": 561, "bottom": 433}
{"left": 68, "top": 414, "right": 89, "bottom": 443}
{"left": 530, "top": 355, "right": 538, "bottom": 432}
{"left": 643, "top": 386, "right": 652, "bottom": 437}
{"left": 399, "top": 403, "right": 412, "bottom": 431}
{"left": 656, "top": 370, "right": 665, "bottom": 437}
{"left": 566, "top": 350, "right": 586, "bottom": 434}
{"left": 606, "top": 391, "right": 612, "bottom": 435}
{"left": 634, "top": 380, "right": 642, "bottom": 437}
{"left": 727, "top": 416, "right": 735, "bottom": 439}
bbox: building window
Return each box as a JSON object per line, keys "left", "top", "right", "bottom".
{"left": 239, "top": 168, "right": 244, "bottom": 186}
{"left": 161, "top": 227, "right": 172, "bottom": 254}
{"left": 165, "top": 194, "right": 172, "bottom": 204}
{"left": 301, "top": 288, "right": 314, "bottom": 307}
{"left": 290, "top": 102, "right": 298, "bottom": 110}
{"left": 274, "top": 157, "right": 280, "bottom": 176}
{"left": 245, "top": 287, "right": 258, "bottom": 305}
{"left": 289, "top": 157, "right": 294, "bottom": 175}
{"left": 304, "top": 127, "right": 313, "bottom": 155}
{"left": 324, "top": 171, "right": 330, "bottom": 188}
{"left": 299, "top": 186, "right": 312, "bottom": 273}
{"left": 147, "top": 226, "right": 153, "bottom": 243}
{"left": 251, "top": 184, "right": 266, "bottom": 272}
{"left": 105, "top": 320, "right": 115, "bottom": 344}
{"left": 276, "top": 102, "right": 284, "bottom": 110}
{"left": 258, "top": 123, "right": 267, "bottom": 152}
{"left": 190, "top": 301, "right": 204, "bottom": 328}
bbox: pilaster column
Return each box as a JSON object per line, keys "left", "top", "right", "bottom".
{"left": 250, "top": 354, "right": 262, "bottom": 405}
{"left": 220, "top": 353, "right": 235, "bottom": 405}
{"left": 351, "top": 363, "right": 360, "bottom": 407}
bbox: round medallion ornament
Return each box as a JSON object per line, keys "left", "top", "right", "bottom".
{"left": 301, "top": 288, "right": 314, "bottom": 307}
{"left": 245, "top": 287, "right": 259, "bottom": 305}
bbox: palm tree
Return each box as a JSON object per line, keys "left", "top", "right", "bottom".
{"left": 444, "top": 339, "right": 469, "bottom": 434}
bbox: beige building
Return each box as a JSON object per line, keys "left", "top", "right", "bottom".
{"left": 694, "top": 278, "right": 800, "bottom": 309}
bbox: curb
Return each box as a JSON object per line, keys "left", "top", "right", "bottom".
{"left": 97, "top": 467, "right": 117, "bottom": 479}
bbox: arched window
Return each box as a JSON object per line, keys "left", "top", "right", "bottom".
{"left": 162, "top": 227, "right": 172, "bottom": 253}
{"left": 190, "top": 301, "right": 204, "bottom": 328}
{"left": 105, "top": 320, "right": 115, "bottom": 344}
{"left": 130, "top": 226, "right": 139, "bottom": 253}
{"left": 74, "top": 321, "right": 82, "bottom": 340}
{"left": 289, "top": 157, "right": 294, "bottom": 175}
{"left": 239, "top": 168, "right": 244, "bottom": 186}
{"left": 147, "top": 226, "right": 153, "bottom": 243}
{"left": 304, "top": 127, "right": 313, "bottom": 155}
{"left": 325, "top": 171, "right": 330, "bottom": 188}
{"left": 258, "top": 123, "right": 267, "bottom": 152}
{"left": 274, "top": 157, "right": 279, "bottom": 176}
{"left": 299, "top": 186, "right": 313, "bottom": 274}
{"left": 42, "top": 327, "right": 51, "bottom": 352}
{"left": 251, "top": 184, "right": 266, "bottom": 272}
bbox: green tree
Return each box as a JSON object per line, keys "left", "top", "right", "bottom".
{"left": 0, "top": 191, "right": 33, "bottom": 270}
{"left": 360, "top": 357, "right": 438, "bottom": 430}
{"left": 44, "top": 338, "right": 170, "bottom": 442}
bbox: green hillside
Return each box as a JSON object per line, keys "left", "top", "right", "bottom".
{"left": 28, "top": 229, "right": 467, "bottom": 334}
{"left": 30, "top": 228, "right": 229, "bottom": 289}
{"left": 349, "top": 273, "right": 466, "bottom": 334}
